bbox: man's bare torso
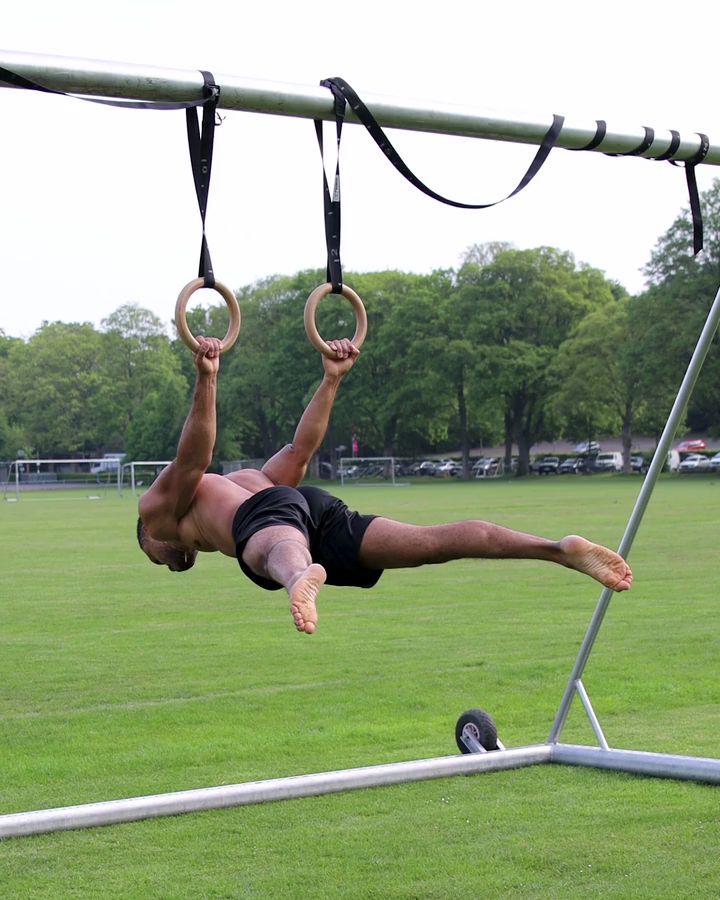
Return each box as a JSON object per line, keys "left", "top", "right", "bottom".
{"left": 176, "top": 470, "right": 275, "bottom": 557}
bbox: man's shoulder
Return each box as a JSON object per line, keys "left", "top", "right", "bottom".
{"left": 222, "top": 468, "right": 275, "bottom": 491}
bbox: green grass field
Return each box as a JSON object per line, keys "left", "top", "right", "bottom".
{"left": 2, "top": 475, "right": 719, "bottom": 898}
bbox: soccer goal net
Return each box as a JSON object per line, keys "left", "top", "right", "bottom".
{"left": 3, "top": 458, "right": 123, "bottom": 501}
{"left": 338, "top": 457, "right": 402, "bottom": 487}
{"left": 122, "top": 461, "right": 172, "bottom": 496}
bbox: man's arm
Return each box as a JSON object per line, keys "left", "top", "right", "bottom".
{"left": 138, "top": 337, "right": 221, "bottom": 538}
{"left": 261, "top": 338, "right": 359, "bottom": 487}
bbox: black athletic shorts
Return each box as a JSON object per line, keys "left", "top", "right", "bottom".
{"left": 232, "top": 485, "right": 383, "bottom": 591}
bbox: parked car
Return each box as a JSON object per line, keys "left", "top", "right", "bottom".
{"left": 435, "top": 460, "right": 461, "bottom": 476}
{"left": 630, "top": 455, "right": 648, "bottom": 474}
{"left": 535, "top": 456, "right": 560, "bottom": 474}
{"left": 416, "top": 460, "right": 439, "bottom": 476}
{"left": 594, "top": 452, "right": 623, "bottom": 472}
{"left": 678, "top": 453, "right": 711, "bottom": 472}
{"left": 675, "top": 439, "right": 707, "bottom": 452}
{"left": 578, "top": 454, "right": 599, "bottom": 473}
{"left": 573, "top": 441, "right": 601, "bottom": 454}
{"left": 710, "top": 452, "right": 720, "bottom": 470}
{"left": 559, "top": 457, "right": 582, "bottom": 474}
{"left": 474, "top": 457, "right": 503, "bottom": 477}
{"left": 393, "top": 461, "right": 415, "bottom": 477}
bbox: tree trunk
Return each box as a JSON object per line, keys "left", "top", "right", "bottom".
{"left": 383, "top": 414, "right": 398, "bottom": 458}
{"left": 516, "top": 432, "right": 531, "bottom": 476}
{"left": 457, "top": 370, "right": 470, "bottom": 478}
{"left": 621, "top": 401, "right": 633, "bottom": 473}
{"left": 503, "top": 411, "right": 514, "bottom": 473}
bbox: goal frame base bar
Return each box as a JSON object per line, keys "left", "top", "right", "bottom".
{"left": 3, "top": 742, "right": 720, "bottom": 839}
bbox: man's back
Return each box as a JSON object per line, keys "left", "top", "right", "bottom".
{"left": 145, "top": 469, "right": 276, "bottom": 558}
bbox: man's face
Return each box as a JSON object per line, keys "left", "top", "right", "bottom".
{"left": 141, "top": 534, "right": 197, "bottom": 572}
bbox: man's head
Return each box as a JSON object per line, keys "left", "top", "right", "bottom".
{"left": 136, "top": 517, "right": 197, "bottom": 572}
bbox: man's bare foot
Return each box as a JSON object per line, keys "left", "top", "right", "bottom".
{"left": 288, "top": 564, "right": 326, "bottom": 634}
{"left": 558, "top": 535, "right": 633, "bottom": 591}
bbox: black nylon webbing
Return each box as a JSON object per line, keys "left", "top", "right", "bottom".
{"left": 655, "top": 130, "right": 681, "bottom": 161}
{"left": 605, "top": 126, "right": 655, "bottom": 158}
{"left": 671, "top": 133, "right": 711, "bottom": 255}
{"left": 186, "top": 71, "right": 220, "bottom": 286}
{"left": 570, "top": 120, "right": 607, "bottom": 152}
{"left": 686, "top": 163, "right": 704, "bottom": 255}
{"left": 314, "top": 81, "right": 346, "bottom": 293}
{"left": 319, "top": 77, "right": 565, "bottom": 210}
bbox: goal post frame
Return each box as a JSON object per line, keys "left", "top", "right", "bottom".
{"left": 338, "top": 456, "right": 397, "bottom": 487}
{"left": 121, "top": 460, "right": 172, "bottom": 496}
{"left": 5, "top": 458, "right": 123, "bottom": 499}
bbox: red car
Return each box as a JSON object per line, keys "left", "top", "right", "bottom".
{"left": 675, "top": 439, "right": 707, "bottom": 452}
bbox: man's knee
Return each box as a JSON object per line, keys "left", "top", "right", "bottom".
{"left": 242, "top": 527, "right": 308, "bottom": 577}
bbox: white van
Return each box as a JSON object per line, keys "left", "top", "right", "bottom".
{"left": 91, "top": 453, "right": 126, "bottom": 474}
{"left": 594, "top": 451, "right": 623, "bottom": 472}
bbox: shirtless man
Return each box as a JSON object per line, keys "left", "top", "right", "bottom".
{"left": 137, "top": 336, "right": 632, "bottom": 635}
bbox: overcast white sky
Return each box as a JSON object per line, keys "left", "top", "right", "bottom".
{"left": 2, "top": 0, "right": 719, "bottom": 338}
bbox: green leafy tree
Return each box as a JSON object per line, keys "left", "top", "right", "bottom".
{"left": 124, "top": 377, "right": 187, "bottom": 460}
{"left": 333, "top": 269, "right": 456, "bottom": 459}
{"left": 214, "top": 272, "right": 324, "bottom": 463}
{"left": 644, "top": 178, "right": 720, "bottom": 287}
{"left": 640, "top": 178, "right": 720, "bottom": 436}
{"left": 0, "top": 333, "right": 27, "bottom": 457}
{"left": 456, "top": 247, "right": 616, "bottom": 473}
{"left": 5, "top": 322, "right": 110, "bottom": 455}
{"left": 100, "top": 304, "right": 188, "bottom": 452}
{"left": 553, "top": 301, "right": 646, "bottom": 470}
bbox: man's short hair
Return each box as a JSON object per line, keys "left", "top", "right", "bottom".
{"left": 136, "top": 516, "right": 196, "bottom": 571}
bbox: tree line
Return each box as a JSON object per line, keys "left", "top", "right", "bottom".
{"left": 2, "top": 180, "right": 720, "bottom": 476}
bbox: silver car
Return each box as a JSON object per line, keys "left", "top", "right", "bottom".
{"left": 678, "top": 453, "right": 711, "bottom": 472}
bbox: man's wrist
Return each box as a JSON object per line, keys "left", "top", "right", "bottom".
{"left": 322, "top": 372, "right": 343, "bottom": 387}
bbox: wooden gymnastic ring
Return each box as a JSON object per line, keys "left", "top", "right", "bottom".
{"left": 304, "top": 283, "right": 368, "bottom": 358}
{"left": 174, "top": 278, "right": 241, "bottom": 354}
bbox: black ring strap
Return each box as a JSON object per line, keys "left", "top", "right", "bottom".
{"left": 570, "top": 120, "right": 607, "bottom": 152}
{"left": 654, "top": 130, "right": 681, "bottom": 161}
{"left": 186, "top": 71, "right": 220, "bottom": 287}
{"left": 319, "top": 77, "right": 564, "bottom": 211}
{"left": 669, "top": 134, "right": 710, "bottom": 256}
{"left": 605, "top": 126, "right": 655, "bottom": 158}
{"left": 313, "top": 80, "right": 346, "bottom": 293}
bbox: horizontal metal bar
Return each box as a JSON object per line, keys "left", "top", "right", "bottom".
{"left": 552, "top": 744, "right": 720, "bottom": 784}
{"left": 0, "top": 745, "right": 550, "bottom": 838}
{"left": 0, "top": 49, "right": 717, "bottom": 164}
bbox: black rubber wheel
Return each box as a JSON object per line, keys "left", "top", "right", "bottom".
{"left": 455, "top": 708, "right": 499, "bottom": 754}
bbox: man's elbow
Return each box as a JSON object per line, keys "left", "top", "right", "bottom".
{"left": 262, "top": 444, "right": 308, "bottom": 486}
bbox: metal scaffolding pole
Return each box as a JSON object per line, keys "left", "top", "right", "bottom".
{"left": 0, "top": 49, "right": 719, "bottom": 164}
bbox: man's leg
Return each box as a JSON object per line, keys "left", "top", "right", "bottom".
{"left": 242, "top": 525, "right": 327, "bottom": 633}
{"left": 357, "top": 518, "right": 632, "bottom": 592}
